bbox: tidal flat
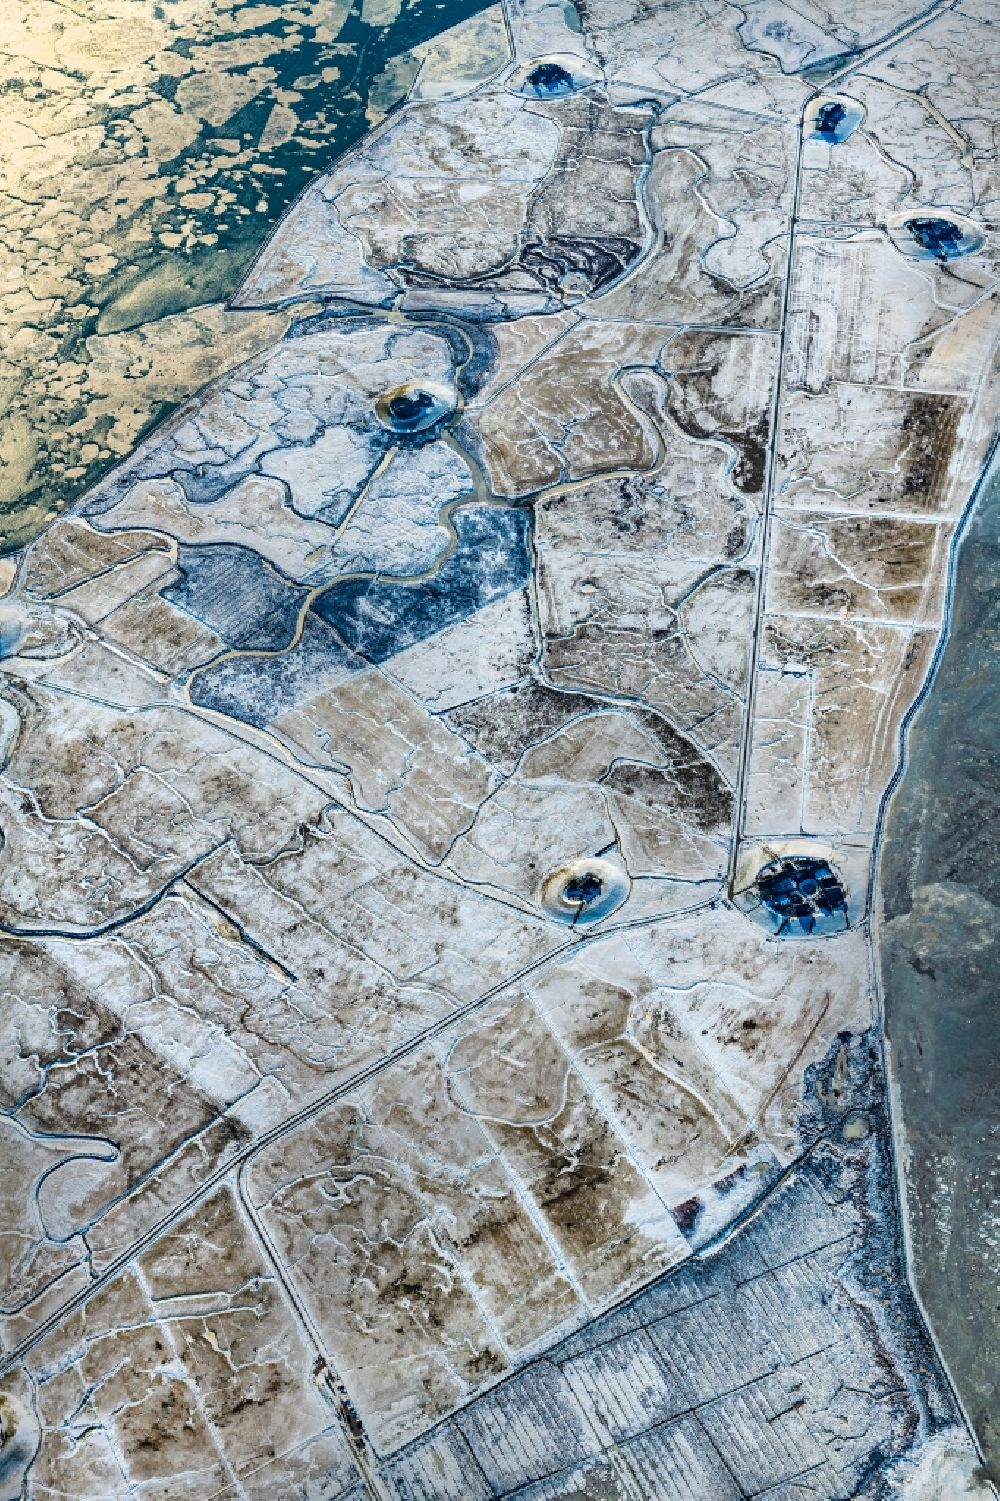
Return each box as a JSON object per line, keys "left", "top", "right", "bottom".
{"left": 1, "top": 0, "right": 998, "bottom": 1493}
{"left": 0, "top": 0, "right": 500, "bottom": 551}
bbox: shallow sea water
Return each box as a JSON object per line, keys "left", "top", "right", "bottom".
{"left": 880, "top": 455, "right": 1000, "bottom": 1481}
